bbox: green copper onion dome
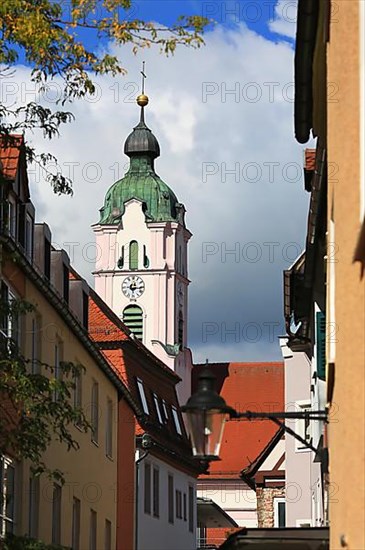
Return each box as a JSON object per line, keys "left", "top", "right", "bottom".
{"left": 99, "top": 96, "right": 183, "bottom": 225}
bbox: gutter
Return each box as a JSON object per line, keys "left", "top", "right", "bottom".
{"left": 294, "top": 0, "right": 320, "bottom": 143}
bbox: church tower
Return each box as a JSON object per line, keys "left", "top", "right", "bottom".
{"left": 93, "top": 90, "right": 193, "bottom": 402}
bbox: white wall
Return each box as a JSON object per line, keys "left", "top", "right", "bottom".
{"left": 197, "top": 480, "right": 257, "bottom": 528}
{"left": 137, "top": 452, "right": 197, "bottom": 550}
{"left": 280, "top": 339, "right": 316, "bottom": 527}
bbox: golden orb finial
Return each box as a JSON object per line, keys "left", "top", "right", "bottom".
{"left": 137, "top": 94, "right": 149, "bottom": 107}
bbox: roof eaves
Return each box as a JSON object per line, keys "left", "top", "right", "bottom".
{"left": 0, "top": 235, "right": 138, "bottom": 414}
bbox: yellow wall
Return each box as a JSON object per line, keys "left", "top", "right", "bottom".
{"left": 18, "top": 277, "right": 118, "bottom": 548}
{"left": 327, "top": 2, "right": 365, "bottom": 548}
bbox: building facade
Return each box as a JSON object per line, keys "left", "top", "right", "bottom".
{"left": 293, "top": 1, "right": 365, "bottom": 547}
{"left": 0, "top": 136, "right": 136, "bottom": 548}
{"left": 88, "top": 287, "right": 201, "bottom": 550}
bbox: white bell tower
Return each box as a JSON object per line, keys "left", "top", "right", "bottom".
{"left": 92, "top": 92, "right": 193, "bottom": 402}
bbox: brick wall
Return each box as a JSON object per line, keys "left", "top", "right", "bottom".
{"left": 256, "top": 487, "right": 285, "bottom": 527}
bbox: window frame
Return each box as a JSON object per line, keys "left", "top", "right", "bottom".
{"left": 72, "top": 497, "right": 81, "bottom": 550}
{"left": 136, "top": 378, "right": 149, "bottom": 415}
{"left": 89, "top": 508, "right": 97, "bottom": 550}
{"left": 171, "top": 406, "right": 183, "bottom": 436}
{"left": 105, "top": 398, "right": 113, "bottom": 458}
{"left": 153, "top": 467, "right": 159, "bottom": 518}
{"left": 295, "top": 401, "right": 312, "bottom": 452}
{"left": 91, "top": 380, "right": 99, "bottom": 444}
{"left": 52, "top": 483, "right": 62, "bottom": 545}
{"left": 274, "top": 497, "right": 286, "bottom": 528}
{"left": 28, "top": 476, "right": 40, "bottom": 538}
{"left": 153, "top": 394, "right": 163, "bottom": 424}
{"left": 0, "top": 455, "right": 15, "bottom": 537}
{"left": 168, "top": 474, "right": 174, "bottom": 524}
{"left": 144, "top": 462, "right": 151, "bottom": 515}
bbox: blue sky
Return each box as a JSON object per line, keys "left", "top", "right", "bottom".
{"left": 61, "top": 0, "right": 295, "bottom": 53}
{"left": 8, "top": 0, "right": 306, "bottom": 363}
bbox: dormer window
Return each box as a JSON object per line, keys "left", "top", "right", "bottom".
{"left": 171, "top": 406, "right": 182, "bottom": 435}
{"left": 153, "top": 394, "right": 163, "bottom": 424}
{"left": 7, "top": 195, "right": 16, "bottom": 238}
{"left": 137, "top": 378, "right": 149, "bottom": 415}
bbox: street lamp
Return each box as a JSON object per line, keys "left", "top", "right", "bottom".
{"left": 182, "top": 368, "right": 235, "bottom": 460}
{"left": 182, "top": 367, "right": 328, "bottom": 461}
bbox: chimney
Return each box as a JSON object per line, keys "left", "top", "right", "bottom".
{"left": 51, "top": 249, "right": 70, "bottom": 303}
{"left": 69, "top": 278, "right": 89, "bottom": 329}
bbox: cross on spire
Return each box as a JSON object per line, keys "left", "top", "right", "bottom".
{"left": 141, "top": 61, "right": 146, "bottom": 95}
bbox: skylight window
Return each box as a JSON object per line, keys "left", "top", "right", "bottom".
{"left": 153, "top": 394, "right": 163, "bottom": 424}
{"left": 137, "top": 378, "right": 149, "bottom": 414}
{"left": 171, "top": 406, "right": 182, "bottom": 435}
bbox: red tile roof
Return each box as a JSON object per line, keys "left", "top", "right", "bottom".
{"left": 193, "top": 362, "right": 284, "bottom": 479}
{"left": 89, "top": 296, "right": 129, "bottom": 343}
{"left": 304, "top": 149, "right": 316, "bottom": 171}
{"left": 0, "top": 135, "right": 24, "bottom": 181}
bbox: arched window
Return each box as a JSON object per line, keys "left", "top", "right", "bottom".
{"left": 129, "top": 241, "right": 138, "bottom": 270}
{"left": 123, "top": 305, "right": 143, "bottom": 340}
{"left": 178, "top": 311, "right": 184, "bottom": 347}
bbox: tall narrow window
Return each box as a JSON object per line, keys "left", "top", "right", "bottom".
{"left": 274, "top": 498, "right": 286, "bottom": 527}
{"left": 129, "top": 240, "right": 139, "bottom": 270}
{"left": 123, "top": 305, "right": 143, "bottom": 340}
{"left": 188, "top": 485, "right": 194, "bottom": 533}
{"left": 168, "top": 475, "right": 174, "bottom": 524}
{"left": 53, "top": 340, "right": 63, "bottom": 402}
{"left": 25, "top": 213, "right": 34, "bottom": 260}
{"left": 29, "top": 476, "right": 39, "bottom": 538}
{"left": 7, "top": 196, "right": 16, "bottom": 238}
{"left": 105, "top": 519, "right": 112, "bottom": 550}
{"left": 144, "top": 463, "right": 151, "bottom": 515}
{"left": 106, "top": 398, "right": 113, "bottom": 458}
{"left": 176, "top": 490, "right": 182, "bottom": 519}
{"left": 153, "top": 467, "right": 159, "bottom": 518}
{"left": 31, "top": 316, "right": 41, "bottom": 374}
{"left": 89, "top": 509, "right": 97, "bottom": 550}
{"left": 91, "top": 381, "right": 99, "bottom": 444}
{"left": 74, "top": 370, "right": 82, "bottom": 410}
{"left": 0, "top": 455, "right": 15, "bottom": 536}
{"left": 143, "top": 245, "right": 150, "bottom": 268}
{"left": 117, "top": 246, "right": 124, "bottom": 269}
{"left": 72, "top": 497, "right": 81, "bottom": 550}
{"left": 178, "top": 312, "right": 184, "bottom": 347}
{"left": 52, "top": 484, "right": 62, "bottom": 545}
{"left": 183, "top": 493, "right": 187, "bottom": 522}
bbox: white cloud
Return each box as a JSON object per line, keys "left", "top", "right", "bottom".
{"left": 269, "top": 0, "right": 298, "bottom": 39}
{"left": 5, "top": 21, "right": 308, "bottom": 362}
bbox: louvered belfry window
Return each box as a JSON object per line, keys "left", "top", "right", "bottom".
{"left": 123, "top": 305, "right": 143, "bottom": 340}
{"left": 316, "top": 311, "right": 326, "bottom": 381}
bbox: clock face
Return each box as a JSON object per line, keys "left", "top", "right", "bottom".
{"left": 122, "top": 276, "right": 145, "bottom": 299}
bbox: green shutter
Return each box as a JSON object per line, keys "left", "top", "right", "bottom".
{"left": 316, "top": 311, "right": 326, "bottom": 381}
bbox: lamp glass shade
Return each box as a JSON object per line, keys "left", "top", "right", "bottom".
{"left": 185, "top": 409, "right": 227, "bottom": 459}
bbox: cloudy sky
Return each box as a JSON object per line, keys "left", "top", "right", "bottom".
{"left": 5, "top": 0, "right": 311, "bottom": 362}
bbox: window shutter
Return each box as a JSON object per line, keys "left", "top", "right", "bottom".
{"left": 316, "top": 311, "right": 326, "bottom": 381}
